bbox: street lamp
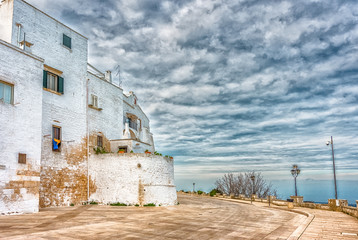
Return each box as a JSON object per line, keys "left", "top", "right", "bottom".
{"left": 250, "top": 175, "right": 255, "bottom": 204}
{"left": 291, "top": 165, "right": 300, "bottom": 196}
{"left": 326, "top": 136, "right": 338, "bottom": 199}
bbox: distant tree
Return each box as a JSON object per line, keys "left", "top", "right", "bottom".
{"left": 215, "top": 171, "right": 277, "bottom": 198}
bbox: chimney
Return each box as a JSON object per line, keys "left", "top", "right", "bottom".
{"left": 105, "top": 70, "right": 112, "bottom": 82}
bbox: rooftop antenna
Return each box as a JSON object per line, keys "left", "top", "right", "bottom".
{"left": 115, "top": 64, "right": 122, "bottom": 88}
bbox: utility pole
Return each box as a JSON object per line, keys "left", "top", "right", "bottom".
{"left": 326, "top": 136, "right": 338, "bottom": 199}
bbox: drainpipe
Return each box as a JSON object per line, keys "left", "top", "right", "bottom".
{"left": 16, "top": 23, "right": 22, "bottom": 47}
{"left": 86, "top": 78, "right": 90, "bottom": 202}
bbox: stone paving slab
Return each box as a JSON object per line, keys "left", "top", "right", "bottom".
{"left": 215, "top": 195, "right": 358, "bottom": 240}
{"left": 0, "top": 194, "right": 304, "bottom": 239}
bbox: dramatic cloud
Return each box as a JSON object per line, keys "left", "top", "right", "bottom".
{"left": 30, "top": 0, "right": 358, "bottom": 192}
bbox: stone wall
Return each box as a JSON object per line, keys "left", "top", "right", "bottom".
{"left": 89, "top": 153, "right": 177, "bottom": 206}
{"left": 0, "top": 40, "right": 43, "bottom": 214}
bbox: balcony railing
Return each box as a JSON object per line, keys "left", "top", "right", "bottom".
{"left": 129, "top": 120, "right": 137, "bottom": 131}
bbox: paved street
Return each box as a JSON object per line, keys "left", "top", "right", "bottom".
{"left": 299, "top": 208, "right": 358, "bottom": 240}
{"left": 0, "top": 194, "right": 305, "bottom": 240}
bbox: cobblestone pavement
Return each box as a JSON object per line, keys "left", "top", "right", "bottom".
{"left": 0, "top": 194, "right": 305, "bottom": 240}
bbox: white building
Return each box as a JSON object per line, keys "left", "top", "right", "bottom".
{"left": 0, "top": 0, "right": 176, "bottom": 215}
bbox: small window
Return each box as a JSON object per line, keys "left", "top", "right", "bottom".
{"left": 92, "top": 95, "right": 98, "bottom": 108}
{"left": 0, "top": 81, "right": 14, "bottom": 104}
{"left": 52, "top": 126, "right": 61, "bottom": 151}
{"left": 43, "top": 70, "right": 64, "bottom": 94}
{"left": 63, "top": 34, "right": 71, "bottom": 49}
{"left": 18, "top": 153, "right": 26, "bottom": 164}
{"left": 47, "top": 72, "right": 58, "bottom": 92}
{"left": 97, "top": 135, "right": 103, "bottom": 148}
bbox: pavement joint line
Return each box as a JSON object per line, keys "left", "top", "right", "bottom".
{"left": 341, "top": 232, "right": 358, "bottom": 236}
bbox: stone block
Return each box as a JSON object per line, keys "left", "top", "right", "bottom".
{"left": 290, "top": 196, "right": 303, "bottom": 205}
{"left": 328, "top": 199, "right": 348, "bottom": 211}
{"left": 287, "top": 202, "right": 294, "bottom": 209}
{"left": 251, "top": 194, "right": 257, "bottom": 201}
{"left": 339, "top": 199, "right": 348, "bottom": 207}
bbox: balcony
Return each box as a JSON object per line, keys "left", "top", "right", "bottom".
{"left": 128, "top": 119, "right": 137, "bottom": 131}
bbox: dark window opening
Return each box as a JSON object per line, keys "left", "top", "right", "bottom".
{"left": 18, "top": 153, "right": 26, "bottom": 164}
{"left": 97, "top": 135, "right": 103, "bottom": 148}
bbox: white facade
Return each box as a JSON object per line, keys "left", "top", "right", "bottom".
{"left": 89, "top": 154, "right": 177, "bottom": 206}
{"left": 0, "top": 0, "right": 176, "bottom": 214}
{"left": 0, "top": 39, "right": 43, "bottom": 214}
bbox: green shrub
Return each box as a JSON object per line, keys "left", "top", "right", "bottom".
{"left": 110, "top": 202, "right": 127, "bottom": 206}
{"left": 197, "top": 190, "right": 204, "bottom": 195}
{"left": 93, "top": 147, "right": 107, "bottom": 154}
{"left": 135, "top": 204, "right": 139, "bottom": 207}
{"left": 89, "top": 201, "right": 98, "bottom": 205}
{"left": 143, "top": 203, "right": 156, "bottom": 207}
{"left": 209, "top": 189, "right": 218, "bottom": 197}
{"left": 70, "top": 203, "right": 74, "bottom": 206}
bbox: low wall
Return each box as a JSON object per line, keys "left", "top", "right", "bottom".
{"left": 89, "top": 153, "right": 177, "bottom": 206}
{"left": 182, "top": 192, "right": 358, "bottom": 218}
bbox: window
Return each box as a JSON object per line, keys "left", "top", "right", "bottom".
{"left": 52, "top": 126, "right": 61, "bottom": 151}
{"left": 18, "top": 153, "right": 26, "bottom": 164}
{"left": 43, "top": 70, "right": 64, "bottom": 94}
{"left": 47, "top": 72, "right": 58, "bottom": 92}
{"left": 92, "top": 95, "right": 98, "bottom": 108}
{"left": 63, "top": 34, "right": 71, "bottom": 49}
{"left": 97, "top": 135, "right": 103, "bottom": 148}
{"left": 0, "top": 81, "right": 13, "bottom": 104}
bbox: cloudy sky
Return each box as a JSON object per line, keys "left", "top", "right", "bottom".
{"left": 30, "top": 0, "right": 358, "bottom": 192}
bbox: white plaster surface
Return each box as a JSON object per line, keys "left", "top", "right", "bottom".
{"left": 0, "top": 0, "right": 14, "bottom": 43}
{"left": 0, "top": 39, "right": 43, "bottom": 214}
{"left": 89, "top": 154, "right": 177, "bottom": 206}
{"left": 87, "top": 72, "right": 123, "bottom": 142}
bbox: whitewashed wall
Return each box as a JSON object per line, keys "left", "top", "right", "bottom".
{"left": 87, "top": 72, "right": 124, "bottom": 143}
{"left": 89, "top": 154, "right": 177, "bottom": 206}
{"left": 8, "top": 0, "right": 90, "bottom": 207}
{"left": 0, "top": 0, "right": 14, "bottom": 43}
{"left": 0, "top": 40, "right": 43, "bottom": 214}
{"left": 123, "top": 93, "right": 155, "bottom": 148}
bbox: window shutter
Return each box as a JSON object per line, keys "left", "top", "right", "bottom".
{"left": 58, "top": 76, "right": 64, "bottom": 94}
{"left": 43, "top": 70, "right": 48, "bottom": 88}
{"left": 63, "top": 34, "right": 71, "bottom": 49}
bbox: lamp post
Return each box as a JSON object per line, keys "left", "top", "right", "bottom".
{"left": 291, "top": 165, "right": 300, "bottom": 196}
{"left": 250, "top": 175, "right": 255, "bottom": 204}
{"left": 326, "top": 136, "right": 338, "bottom": 199}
